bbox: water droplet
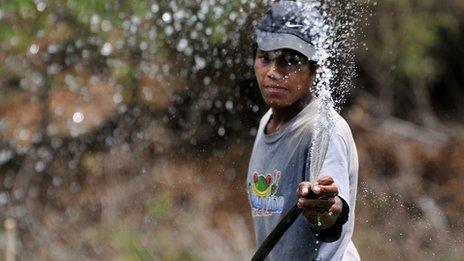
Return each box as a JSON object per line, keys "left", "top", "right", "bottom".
{"left": 34, "top": 161, "right": 46, "bottom": 172}
{"left": 14, "top": 189, "right": 24, "bottom": 200}
{"left": 29, "top": 44, "right": 39, "bottom": 54}
{"left": 0, "top": 149, "right": 13, "bottom": 165}
{"left": 0, "top": 192, "right": 9, "bottom": 205}
{"left": 203, "top": 77, "right": 211, "bottom": 85}
{"left": 101, "top": 42, "right": 113, "bottom": 56}
{"left": 36, "top": 2, "right": 46, "bottom": 12}
{"left": 176, "top": 38, "right": 189, "bottom": 52}
{"left": 113, "top": 93, "right": 123, "bottom": 104}
{"left": 195, "top": 56, "right": 206, "bottom": 70}
{"left": 162, "top": 12, "right": 172, "bottom": 23}
{"left": 90, "top": 14, "right": 100, "bottom": 25}
{"left": 18, "top": 129, "right": 30, "bottom": 141}
{"left": 151, "top": 4, "right": 159, "bottom": 13}
{"left": 52, "top": 176, "right": 62, "bottom": 187}
{"left": 72, "top": 112, "right": 84, "bottom": 123}
{"left": 218, "top": 127, "right": 226, "bottom": 136}
{"left": 249, "top": 128, "right": 257, "bottom": 136}
{"left": 225, "top": 100, "right": 234, "bottom": 110}
{"left": 101, "top": 20, "right": 112, "bottom": 32}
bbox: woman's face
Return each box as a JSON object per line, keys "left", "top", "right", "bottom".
{"left": 254, "top": 49, "right": 315, "bottom": 109}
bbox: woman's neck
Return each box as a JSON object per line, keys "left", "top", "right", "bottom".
{"left": 267, "top": 95, "right": 313, "bottom": 134}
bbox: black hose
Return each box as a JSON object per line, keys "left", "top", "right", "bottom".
{"left": 251, "top": 204, "right": 303, "bottom": 261}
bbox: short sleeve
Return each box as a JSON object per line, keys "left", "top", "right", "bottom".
{"left": 312, "top": 129, "right": 351, "bottom": 242}
{"left": 319, "top": 129, "right": 350, "bottom": 212}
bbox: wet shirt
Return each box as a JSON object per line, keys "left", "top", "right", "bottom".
{"left": 247, "top": 100, "right": 359, "bottom": 260}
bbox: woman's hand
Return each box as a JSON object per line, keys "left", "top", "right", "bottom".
{"left": 296, "top": 176, "right": 343, "bottom": 230}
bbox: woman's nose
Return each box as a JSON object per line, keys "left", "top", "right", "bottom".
{"left": 266, "top": 61, "right": 283, "bottom": 80}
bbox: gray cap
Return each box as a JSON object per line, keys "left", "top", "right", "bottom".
{"left": 255, "top": 1, "right": 320, "bottom": 61}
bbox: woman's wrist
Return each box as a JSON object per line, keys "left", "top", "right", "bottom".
{"left": 304, "top": 196, "right": 343, "bottom": 230}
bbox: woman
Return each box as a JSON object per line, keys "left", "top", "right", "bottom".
{"left": 247, "top": 1, "right": 360, "bottom": 260}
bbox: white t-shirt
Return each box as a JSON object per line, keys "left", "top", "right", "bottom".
{"left": 247, "top": 99, "right": 359, "bottom": 260}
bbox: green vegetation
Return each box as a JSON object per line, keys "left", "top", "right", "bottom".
{"left": 0, "top": 0, "right": 463, "bottom": 259}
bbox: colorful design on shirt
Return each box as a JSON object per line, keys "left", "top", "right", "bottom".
{"left": 249, "top": 170, "right": 285, "bottom": 217}
{"left": 251, "top": 173, "right": 273, "bottom": 197}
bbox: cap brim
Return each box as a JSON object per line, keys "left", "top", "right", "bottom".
{"left": 256, "top": 30, "right": 317, "bottom": 61}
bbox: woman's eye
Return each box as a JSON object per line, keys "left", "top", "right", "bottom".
{"left": 258, "top": 54, "right": 270, "bottom": 63}
{"left": 284, "top": 55, "right": 302, "bottom": 65}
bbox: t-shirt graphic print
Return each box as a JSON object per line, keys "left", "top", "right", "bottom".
{"left": 248, "top": 169, "right": 285, "bottom": 217}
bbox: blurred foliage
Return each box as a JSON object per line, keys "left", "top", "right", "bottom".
{"left": 358, "top": 0, "right": 464, "bottom": 123}
{"left": 0, "top": 0, "right": 464, "bottom": 260}
{"left": 146, "top": 193, "right": 172, "bottom": 220}
{"left": 111, "top": 224, "right": 153, "bottom": 261}
{"left": 0, "top": 0, "right": 267, "bottom": 152}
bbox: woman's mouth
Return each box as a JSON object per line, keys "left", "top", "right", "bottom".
{"left": 265, "top": 85, "right": 288, "bottom": 95}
